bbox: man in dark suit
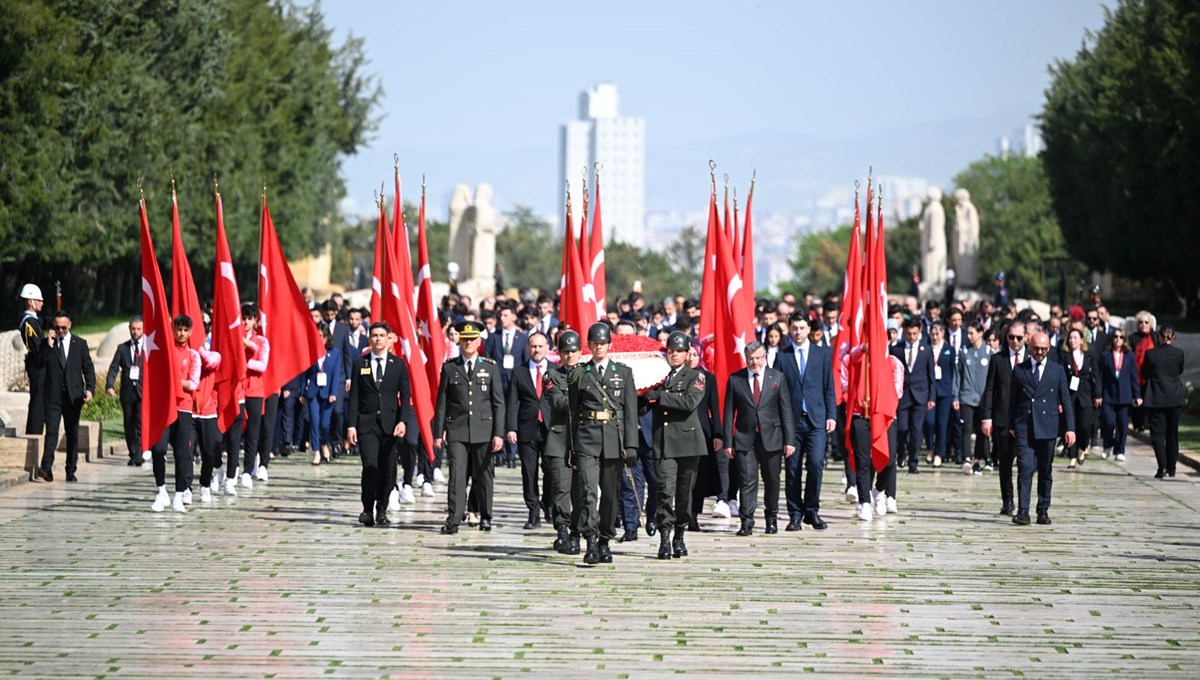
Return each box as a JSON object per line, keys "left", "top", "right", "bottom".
{"left": 434, "top": 321, "right": 505, "bottom": 534}
{"left": 774, "top": 313, "right": 837, "bottom": 530}
{"left": 535, "top": 294, "right": 559, "bottom": 337}
{"left": 36, "top": 310, "right": 96, "bottom": 482}
{"left": 106, "top": 316, "right": 144, "bottom": 465}
{"left": 1142, "top": 326, "right": 1185, "bottom": 478}
{"left": 345, "top": 322, "right": 413, "bottom": 527}
{"left": 487, "top": 302, "right": 528, "bottom": 468}
{"left": 1008, "top": 332, "right": 1075, "bottom": 525}
{"left": 505, "top": 331, "right": 555, "bottom": 529}
{"left": 890, "top": 318, "right": 936, "bottom": 475}
{"left": 724, "top": 342, "right": 796, "bottom": 536}
{"left": 1084, "top": 307, "right": 1109, "bottom": 354}
{"left": 320, "top": 300, "right": 351, "bottom": 452}
{"left": 981, "top": 320, "right": 1027, "bottom": 516}
{"left": 341, "top": 308, "right": 369, "bottom": 454}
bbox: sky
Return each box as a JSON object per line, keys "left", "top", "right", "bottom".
{"left": 319, "top": 1, "right": 1109, "bottom": 224}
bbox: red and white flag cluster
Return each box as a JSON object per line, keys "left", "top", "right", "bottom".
{"left": 558, "top": 167, "right": 607, "bottom": 333}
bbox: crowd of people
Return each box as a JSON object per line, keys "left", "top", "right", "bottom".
{"left": 14, "top": 274, "right": 1188, "bottom": 560}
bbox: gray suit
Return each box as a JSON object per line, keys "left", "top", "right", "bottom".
{"left": 723, "top": 367, "right": 795, "bottom": 523}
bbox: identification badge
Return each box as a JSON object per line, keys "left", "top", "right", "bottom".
{"left": 317, "top": 373, "right": 328, "bottom": 387}
{"left": 503, "top": 355, "right": 514, "bottom": 370}
{"left": 129, "top": 366, "right": 140, "bottom": 381}
{"left": 1069, "top": 376, "right": 1080, "bottom": 392}
{"left": 361, "top": 367, "right": 372, "bottom": 375}
{"left": 934, "top": 365, "right": 942, "bottom": 381}
{"left": 981, "top": 358, "right": 989, "bottom": 367}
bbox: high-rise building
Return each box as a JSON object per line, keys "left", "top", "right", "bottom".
{"left": 558, "top": 83, "right": 646, "bottom": 247}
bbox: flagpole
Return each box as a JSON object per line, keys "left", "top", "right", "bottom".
{"left": 861, "top": 171, "right": 873, "bottom": 412}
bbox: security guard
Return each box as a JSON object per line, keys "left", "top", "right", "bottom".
{"left": 642, "top": 331, "right": 707, "bottom": 559}
{"left": 543, "top": 330, "right": 583, "bottom": 553}
{"left": 434, "top": 321, "right": 505, "bottom": 534}
{"left": 568, "top": 322, "right": 638, "bottom": 564}
{"left": 17, "top": 283, "right": 45, "bottom": 435}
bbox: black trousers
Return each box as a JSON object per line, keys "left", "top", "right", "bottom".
{"left": 577, "top": 453, "right": 622, "bottom": 540}
{"left": 242, "top": 396, "right": 264, "bottom": 473}
{"left": 358, "top": 420, "right": 396, "bottom": 515}
{"left": 25, "top": 364, "right": 45, "bottom": 435}
{"left": 196, "top": 416, "right": 221, "bottom": 487}
{"left": 1148, "top": 406, "right": 1182, "bottom": 474}
{"left": 957, "top": 403, "right": 990, "bottom": 463}
{"left": 993, "top": 427, "right": 1016, "bottom": 506}
{"left": 152, "top": 411, "right": 193, "bottom": 492}
{"left": 41, "top": 394, "right": 83, "bottom": 476}
{"left": 736, "top": 442, "right": 782, "bottom": 522}
{"left": 896, "top": 400, "right": 927, "bottom": 470}
{"left": 221, "top": 407, "right": 244, "bottom": 479}
{"left": 121, "top": 397, "right": 141, "bottom": 461}
{"left": 655, "top": 456, "right": 700, "bottom": 532}
{"left": 398, "top": 440, "right": 416, "bottom": 487}
{"left": 446, "top": 440, "right": 494, "bottom": 526}
{"left": 518, "top": 440, "right": 544, "bottom": 514}
{"left": 875, "top": 421, "right": 898, "bottom": 499}
{"left": 1065, "top": 401, "right": 1093, "bottom": 459}
{"left": 850, "top": 416, "right": 875, "bottom": 502}
{"left": 258, "top": 393, "right": 280, "bottom": 464}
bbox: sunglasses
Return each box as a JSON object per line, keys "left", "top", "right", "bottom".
{"left": 1031, "top": 346, "right": 1050, "bottom": 352}
{"left": 1007, "top": 334, "right": 1024, "bottom": 340}
{"left": 1113, "top": 334, "right": 1124, "bottom": 339}
{"left": 55, "top": 325, "right": 69, "bottom": 331}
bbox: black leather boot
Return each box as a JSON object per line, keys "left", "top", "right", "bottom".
{"left": 567, "top": 534, "right": 581, "bottom": 555}
{"left": 597, "top": 539, "right": 613, "bottom": 563}
{"left": 672, "top": 527, "right": 688, "bottom": 558}
{"left": 583, "top": 537, "right": 599, "bottom": 564}
{"left": 553, "top": 527, "right": 568, "bottom": 552}
{"left": 657, "top": 531, "right": 672, "bottom": 559}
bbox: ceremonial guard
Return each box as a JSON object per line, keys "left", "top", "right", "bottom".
{"left": 641, "top": 331, "right": 707, "bottom": 559}
{"left": 567, "top": 322, "right": 638, "bottom": 564}
{"left": 18, "top": 283, "right": 45, "bottom": 435}
{"left": 544, "top": 330, "right": 582, "bottom": 553}
{"left": 434, "top": 321, "right": 505, "bottom": 534}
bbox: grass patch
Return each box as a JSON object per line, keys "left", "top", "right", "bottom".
{"left": 1178, "top": 412, "right": 1200, "bottom": 459}
{"left": 72, "top": 315, "right": 128, "bottom": 336}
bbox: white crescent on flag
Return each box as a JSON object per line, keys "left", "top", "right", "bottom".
{"left": 141, "top": 277, "right": 155, "bottom": 317}
{"left": 590, "top": 250, "right": 604, "bottom": 279}
{"left": 726, "top": 274, "right": 743, "bottom": 305}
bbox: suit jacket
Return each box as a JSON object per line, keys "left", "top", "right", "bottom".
{"left": 105, "top": 339, "right": 143, "bottom": 403}
{"left": 326, "top": 320, "right": 350, "bottom": 382}
{"left": 890, "top": 341, "right": 936, "bottom": 406}
{"left": 1059, "top": 347, "right": 1099, "bottom": 411}
{"left": 697, "top": 367, "right": 721, "bottom": 448}
{"left": 433, "top": 355, "right": 506, "bottom": 444}
{"left": 981, "top": 348, "right": 1027, "bottom": 429}
{"left": 346, "top": 352, "right": 412, "bottom": 433}
{"left": 505, "top": 360, "right": 556, "bottom": 444}
{"left": 931, "top": 343, "right": 957, "bottom": 399}
{"left": 40, "top": 335, "right": 95, "bottom": 405}
{"left": 342, "top": 328, "right": 369, "bottom": 376}
{"left": 723, "top": 367, "right": 795, "bottom": 452}
{"left": 302, "top": 348, "right": 343, "bottom": 401}
{"left": 485, "top": 327, "right": 529, "bottom": 390}
{"left": 1099, "top": 351, "right": 1141, "bottom": 405}
{"left": 1139, "top": 345, "right": 1184, "bottom": 409}
{"left": 568, "top": 359, "right": 638, "bottom": 460}
{"left": 1087, "top": 328, "right": 1110, "bottom": 354}
{"left": 773, "top": 342, "right": 836, "bottom": 427}
{"left": 1009, "top": 359, "right": 1074, "bottom": 441}
{"left": 644, "top": 364, "right": 707, "bottom": 459}
{"left": 542, "top": 364, "right": 573, "bottom": 458}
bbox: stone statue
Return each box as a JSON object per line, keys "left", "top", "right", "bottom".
{"left": 920, "top": 187, "right": 947, "bottom": 292}
{"left": 447, "top": 184, "right": 474, "bottom": 278}
{"left": 446, "top": 183, "right": 498, "bottom": 301}
{"left": 471, "top": 184, "right": 497, "bottom": 285}
{"left": 952, "top": 187, "right": 981, "bottom": 288}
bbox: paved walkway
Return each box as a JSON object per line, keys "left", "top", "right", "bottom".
{"left": 0, "top": 437, "right": 1197, "bottom": 677}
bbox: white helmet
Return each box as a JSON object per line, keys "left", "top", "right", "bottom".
{"left": 19, "top": 283, "right": 43, "bottom": 302}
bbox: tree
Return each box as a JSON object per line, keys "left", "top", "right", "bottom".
{"left": 786, "top": 224, "right": 854, "bottom": 300}
{"left": 1041, "top": 0, "right": 1200, "bottom": 315}
{"left": 495, "top": 206, "right": 561, "bottom": 293}
{"left": 663, "top": 224, "right": 705, "bottom": 297}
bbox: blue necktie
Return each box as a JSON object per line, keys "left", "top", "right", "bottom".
{"left": 799, "top": 348, "right": 808, "bottom": 414}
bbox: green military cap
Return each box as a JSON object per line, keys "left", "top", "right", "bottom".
{"left": 587, "top": 322, "right": 611, "bottom": 343}
{"left": 558, "top": 329, "right": 581, "bottom": 352}
{"left": 455, "top": 320, "right": 482, "bottom": 340}
{"left": 666, "top": 331, "right": 690, "bottom": 352}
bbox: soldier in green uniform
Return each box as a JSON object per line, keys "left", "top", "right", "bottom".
{"left": 434, "top": 321, "right": 505, "bottom": 534}
{"left": 641, "top": 331, "right": 708, "bottom": 559}
{"left": 17, "top": 283, "right": 46, "bottom": 435}
{"left": 568, "top": 322, "right": 638, "bottom": 564}
{"left": 543, "top": 330, "right": 582, "bottom": 553}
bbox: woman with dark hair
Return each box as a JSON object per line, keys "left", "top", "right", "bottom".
{"left": 1060, "top": 328, "right": 1099, "bottom": 469}
{"left": 1141, "top": 326, "right": 1185, "bottom": 478}
{"left": 301, "top": 325, "right": 343, "bottom": 465}
{"left": 764, "top": 323, "right": 786, "bottom": 368}
{"left": 1097, "top": 329, "right": 1141, "bottom": 462}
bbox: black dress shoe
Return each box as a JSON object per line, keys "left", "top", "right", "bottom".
{"left": 127, "top": 458, "right": 138, "bottom": 467}
{"left": 440, "top": 523, "right": 458, "bottom": 534}
{"left": 523, "top": 510, "right": 540, "bottom": 530}
{"left": 672, "top": 528, "right": 688, "bottom": 558}
{"left": 1012, "top": 513, "right": 1031, "bottom": 526}
{"left": 479, "top": 518, "right": 492, "bottom": 532}
{"left": 687, "top": 518, "right": 701, "bottom": 532}
{"left": 765, "top": 518, "right": 779, "bottom": 534}
{"left": 785, "top": 520, "right": 802, "bottom": 532}
{"left": 567, "top": 535, "right": 581, "bottom": 555}
{"left": 359, "top": 512, "right": 375, "bottom": 527}
{"left": 375, "top": 512, "right": 390, "bottom": 526}
{"left": 908, "top": 466, "right": 920, "bottom": 475}
{"left": 736, "top": 519, "right": 754, "bottom": 536}
{"left": 583, "top": 538, "right": 599, "bottom": 564}
{"left": 598, "top": 540, "right": 613, "bottom": 563}
{"left": 657, "top": 533, "right": 672, "bottom": 559}
{"left": 618, "top": 528, "right": 639, "bottom": 543}
{"left": 646, "top": 522, "right": 657, "bottom": 537}
{"left": 999, "top": 502, "right": 1014, "bottom": 516}
{"left": 1036, "top": 513, "right": 1052, "bottom": 525}
{"left": 1155, "top": 469, "right": 1165, "bottom": 479}
{"left": 34, "top": 467, "right": 52, "bottom": 482}
{"left": 66, "top": 474, "right": 78, "bottom": 482}
{"left": 803, "top": 513, "right": 828, "bottom": 530}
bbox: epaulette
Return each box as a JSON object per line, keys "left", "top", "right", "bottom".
{"left": 480, "top": 357, "right": 497, "bottom": 364}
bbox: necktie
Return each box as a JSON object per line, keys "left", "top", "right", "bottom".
{"left": 60, "top": 338, "right": 67, "bottom": 363}
{"left": 535, "top": 363, "right": 544, "bottom": 422}
{"left": 466, "top": 359, "right": 474, "bottom": 377}
{"left": 1011, "top": 352, "right": 1018, "bottom": 368}
{"left": 134, "top": 342, "right": 142, "bottom": 366}
{"left": 1036, "top": 361, "right": 1043, "bottom": 383}
{"left": 753, "top": 372, "right": 761, "bottom": 404}
{"left": 374, "top": 357, "right": 383, "bottom": 384}
{"left": 799, "top": 348, "right": 807, "bottom": 377}
{"left": 907, "top": 345, "right": 915, "bottom": 372}
{"left": 504, "top": 333, "right": 511, "bottom": 354}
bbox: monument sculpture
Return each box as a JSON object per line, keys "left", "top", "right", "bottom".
{"left": 446, "top": 183, "right": 498, "bottom": 302}
{"left": 919, "top": 187, "right": 947, "bottom": 294}
{"left": 952, "top": 187, "right": 981, "bottom": 288}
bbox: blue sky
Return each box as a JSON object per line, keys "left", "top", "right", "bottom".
{"left": 320, "top": 1, "right": 1108, "bottom": 222}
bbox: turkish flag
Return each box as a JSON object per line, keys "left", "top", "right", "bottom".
{"left": 839, "top": 197, "right": 864, "bottom": 469}
{"left": 711, "top": 189, "right": 755, "bottom": 413}
{"left": 416, "top": 185, "right": 447, "bottom": 402}
{"left": 258, "top": 196, "right": 324, "bottom": 396}
{"left": 392, "top": 171, "right": 417, "bottom": 312}
{"left": 140, "top": 197, "right": 180, "bottom": 452}
{"left": 866, "top": 193, "right": 897, "bottom": 472}
{"left": 560, "top": 198, "right": 597, "bottom": 335}
{"left": 578, "top": 190, "right": 598, "bottom": 322}
{"left": 557, "top": 200, "right": 575, "bottom": 329}
{"left": 740, "top": 184, "right": 756, "bottom": 312}
{"left": 169, "top": 187, "right": 204, "bottom": 350}
{"left": 698, "top": 188, "right": 719, "bottom": 342}
{"left": 212, "top": 191, "right": 246, "bottom": 432}
{"left": 588, "top": 175, "right": 607, "bottom": 320}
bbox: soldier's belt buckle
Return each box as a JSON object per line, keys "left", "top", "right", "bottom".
{"left": 588, "top": 410, "right": 611, "bottom": 421}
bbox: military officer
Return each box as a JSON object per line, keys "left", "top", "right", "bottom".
{"left": 642, "top": 331, "right": 708, "bottom": 559}
{"left": 434, "top": 321, "right": 505, "bottom": 534}
{"left": 543, "top": 330, "right": 583, "bottom": 553}
{"left": 568, "top": 322, "right": 638, "bottom": 564}
{"left": 18, "top": 283, "right": 46, "bottom": 435}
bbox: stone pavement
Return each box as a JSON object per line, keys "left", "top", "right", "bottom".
{"left": 0, "top": 438, "right": 1197, "bottom": 678}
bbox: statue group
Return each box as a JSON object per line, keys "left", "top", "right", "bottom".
{"left": 448, "top": 183, "right": 498, "bottom": 301}
{"left": 919, "top": 186, "right": 980, "bottom": 295}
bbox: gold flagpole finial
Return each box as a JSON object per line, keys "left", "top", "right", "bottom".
{"left": 421, "top": 173, "right": 426, "bottom": 195}
{"left": 733, "top": 187, "right": 738, "bottom": 211}
{"left": 749, "top": 169, "right": 757, "bottom": 194}
{"left": 877, "top": 183, "right": 884, "bottom": 210}
{"left": 262, "top": 178, "right": 268, "bottom": 198}
{"left": 565, "top": 179, "right": 572, "bottom": 210}
{"left": 709, "top": 160, "right": 717, "bottom": 196}
{"left": 594, "top": 161, "right": 603, "bottom": 177}
{"left": 137, "top": 176, "right": 145, "bottom": 201}
{"left": 212, "top": 172, "right": 219, "bottom": 193}
{"left": 855, "top": 179, "right": 861, "bottom": 200}
{"left": 394, "top": 152, "right": 399, "bottom": 171}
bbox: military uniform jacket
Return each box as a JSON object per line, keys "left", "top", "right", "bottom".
{"left": 542, "top": 365, "right": 573, "bottom": 459}
{"left": 433, "top": 355, "right": 505, "bottom": 444}
{"left": 19, "top": 312, "right": 42, "bottom": 371}
{"left": 568, "top": 359, "right": 638, "bottom": 460}
{"left": 644, "top": 365, "right": 707, "bottom": 460}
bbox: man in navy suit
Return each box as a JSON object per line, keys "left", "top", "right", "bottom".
{"left": 774, "top": 313, "right": 837, "bottom": 530}
{"left": 890, "top": 318, "right": 936, "bottom": 475}
{"left": 486, "top": 302, "right": 529, "bottom": 468}
{"left": 340, "top": 307, "right": 369, "bottom": 454}
{"left": 1008, "top": 332, "right": 1075, "bottom": 526}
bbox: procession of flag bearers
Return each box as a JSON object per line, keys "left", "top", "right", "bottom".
{"left": 25, "top": 163, "right": 1180, "bottom": 566}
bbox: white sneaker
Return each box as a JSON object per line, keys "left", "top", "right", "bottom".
{"left": 181, "top": 489, "right": 193, "bottom": 505}
{"left": 199, "top": 487, "right": 212, "bottom": 503}
{"left": 388, "top": 487, "right": 401, "bottom": 512}
{"left": 142, "top": 450, "right": 152, "bottom": 462}
{"left": 711, "top": 500, "right": 731, "bottom": 518}
{"left": 140, "top": 461, "right": 151, "bottom": 470}
{"left": 172, "top": 493, "right": 187, "bottom": 513}
{"left": 421, "top": 482, "right": 435, "bottom": 497}
{"left": 1090, "top": 443, "right": 1102, "bottom": 453}
{"left": 1115, "top": 453, "right": 1126, "bottom": 462}
{"left": 1102, "top": 448, "right": 1112, "bottom": 459}
{"left": 224, "top": 479, "right": 239, "bottom": 496}
{"left": 872, "top": 489, "right": 887, "bottom": 517}
{"left": 857, "top": 503, "right": 872, "bottom": 521}
{"left": 886, "top": 496, "right": 898, "bottom": 514}
{"left": 845, "top": 486, "right": 859, "bottom": 503}
{"left": 728, "top": 499, "right": 740, "bottom": 517}
{"left": 240, "top": 473, "right": 253, "bottom": 489}
{"left": 414, "top": 473, "right": 425, "bottom": 488}
{"left": 962, "top": 461, "right": 974, "bottom": 475}
{"left": 255, "top": 467, "right": 269, "bottom": 482}
{"left": 401, "top": 485, "right": 416, "bottom": 504}
{"left": 151, "top": 487, "right": 169, "bottom": 512}
{"left": 839, "top": 474, "right": 847, "bottom": 488}
{"left": 433, "top": 468, "right": 446, "bottom": 483}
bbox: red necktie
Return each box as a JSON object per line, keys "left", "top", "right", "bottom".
{"left": 535, "top": 364, "right": 544, "bottom": 422}
{"left": 753, "top": 373, "right": 762, "bottom": 404}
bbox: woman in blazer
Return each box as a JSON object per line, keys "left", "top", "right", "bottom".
{"left": 1059, "top": 328, "right": 1100, "bottom": 468}
{"left": 1141, "top": 326, "right": 1185, "bottom": 478}
{"left": 302, "top": 326, "right": 343, "bottom": 465}
{"left": 1098, "top": 329, "right": 1141, "bottom": 461}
